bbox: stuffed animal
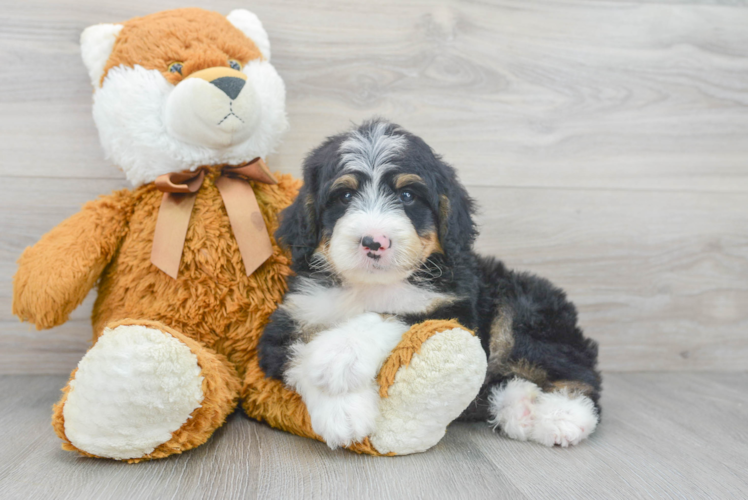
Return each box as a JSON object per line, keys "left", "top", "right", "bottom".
{"left": 12, "top": 7, "right": 486, "bottom": 462}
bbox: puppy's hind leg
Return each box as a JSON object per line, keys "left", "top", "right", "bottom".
{"left": 487, "top": 377, "right": 599, "bottom": 447}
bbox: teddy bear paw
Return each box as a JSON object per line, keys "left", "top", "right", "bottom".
{"left": 370, "top": 327, "right": 486, "bottom": 455}
{"left": 62, "top": 324, "right": 204, "bottom": 460}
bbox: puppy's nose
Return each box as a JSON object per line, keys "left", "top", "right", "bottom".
{"left": 361, "top": 235, "right": 390, "bottom": 253}
{"left": 211, "top": 77, "right": 245, "bottom": 100}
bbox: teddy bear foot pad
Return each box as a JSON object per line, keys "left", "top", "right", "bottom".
{"left": 61, "top": 324, "right": 205, "bottom": 460}
{"left": 370, "top": 327, "right": 486, "bottom": 455}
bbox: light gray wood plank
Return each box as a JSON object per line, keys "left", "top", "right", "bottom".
{"left": 0, "top": 0, "right": 747, "bottom": 192}
{"left": 0, "top": 373, "right": 746, "bottom": 499}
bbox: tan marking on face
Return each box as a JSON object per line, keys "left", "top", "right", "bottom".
{"left": 314, "top": 236, "right": 330, "bottom": 261}
{"left": 419, "top": 230, "right": 443, "bottom": 258}
{"left": 395, "top": 173, "right": 425, "bottom": 190}
{"left": 331, "top": 174, "right": 359, "bottom": 191}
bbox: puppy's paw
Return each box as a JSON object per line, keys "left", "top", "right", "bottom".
{"left": 305, "top": 334, "right": 372, "bottom": 396}
{"left": 307, "top": 387, "right": 380, "bottom": 449}
{"left": 298, "top": 313, "right": 405, "bottom": 395}
{"left": 488, "top": 378, "right": 540, "bottom": 441}
{"left": 530, "top": 390, "right": 598, "bottom": 447}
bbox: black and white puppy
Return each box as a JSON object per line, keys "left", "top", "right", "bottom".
{"left": 259, "top": 119, "right": 602, "bottom": 449}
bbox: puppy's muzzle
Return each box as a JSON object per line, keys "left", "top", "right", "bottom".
{"left": 186, "top": 67, "right": 247, "bottom": 100}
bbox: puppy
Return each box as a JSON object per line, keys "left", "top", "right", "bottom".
{"left": 259, "top": 119, "right": 602, "bottom": 449}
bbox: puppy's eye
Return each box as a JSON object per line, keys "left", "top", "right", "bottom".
{"left": 399, "top": 190, "right": 416, "bottom": 205}
{"left": 339, "top": 190, "right": 354, "bottom": 205}
{"left": 228, "top": 59, "right": 242, "bottom": 71}
{"left": 168, "top": 62, "right": 183, "bottom": 75}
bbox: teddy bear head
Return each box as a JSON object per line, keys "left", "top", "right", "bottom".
{"left": 81, "top": 8, "right": 288, "bottom": 186}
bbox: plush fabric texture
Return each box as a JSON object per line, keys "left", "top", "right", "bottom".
{"left": 102, "top": 8, "right": 263, "bottom": 87}
{"left": 371, "top": 327, "right": 486, "bottom": 455}
{"left": 376, "top": 319, "right": 466, "bottom": 398}
{"left": 88, "top": 8, "right": 289, "bottom": 187}
{"left": 62, "top": 324, "right": 205, "bottom": 460}
{"left": 52, "top": 319, "right": 241, "bottom": 463}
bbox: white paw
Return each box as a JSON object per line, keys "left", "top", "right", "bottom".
{"left": 489, "top": 379, "right": 598, "bottom": 447}
{"left": 289, "top": 313, "right": 407, "bottom": 396}
{"left": 488, "top": 378, "right": 540, "bottom": 441}
{"left": 531, "top": 390, "right": 599, "bottom": 447}
{"left": 304, "top": 385, "right": 380, "bottom": 449}
{"left": 63, "top": 325, "right": 204, "bottom": 460}
{"left": 304, "top": 332, "right": 375, "bottom": 395}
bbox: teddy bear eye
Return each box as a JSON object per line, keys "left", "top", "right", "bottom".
{"left": 228, "top": 59, "right": 242, "bottom": 71}
{"left": 168, "top": 62, "right": 183, "bottom": 75}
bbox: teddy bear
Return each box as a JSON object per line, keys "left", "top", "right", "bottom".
{"left": 12, "top": 7, "right": 487, "bottom": 462}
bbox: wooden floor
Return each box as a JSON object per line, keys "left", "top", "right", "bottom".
{"left": 0, "top": 373, "right": 745, "bottom": 499}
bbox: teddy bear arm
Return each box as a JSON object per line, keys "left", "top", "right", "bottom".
{"left": 13, "top": 189, "right": 134, "bottom": 329}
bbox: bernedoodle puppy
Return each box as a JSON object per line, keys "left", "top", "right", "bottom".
{"left": 259, "top": 119, "right": 602, "bottom": 449}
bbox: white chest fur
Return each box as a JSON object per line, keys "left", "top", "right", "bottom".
{"left": 281, "top": 277, "right": 452, "bottom": 328}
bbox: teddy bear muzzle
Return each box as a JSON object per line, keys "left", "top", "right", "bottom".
{"left": 165, "top": 66, "right": 261, "bottom": 149}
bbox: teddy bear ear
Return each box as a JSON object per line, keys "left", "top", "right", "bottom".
{"left": 226, "top": 9, "right": 271, "bottom": 61}
{"left": 80, "top": 23, "right": 123, "bottom": 87}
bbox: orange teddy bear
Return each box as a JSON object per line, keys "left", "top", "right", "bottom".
{"left": 12, "top": 8, "right": 486, "bottom": 461}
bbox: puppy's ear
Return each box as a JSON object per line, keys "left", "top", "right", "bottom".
{"left": 437, "top": 164, "right": 477, "bottom": 257}
{"left": 276, "top": 185, "right": 318, "bottom": 263}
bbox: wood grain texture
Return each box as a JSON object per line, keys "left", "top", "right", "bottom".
{"left": 0, "top": 373, "right": 746, "bottom": 499}
{"left": 1, "top": 0, "right": 747, "bottom": 372}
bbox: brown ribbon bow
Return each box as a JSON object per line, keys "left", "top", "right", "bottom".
{"left": 150, "top": 157, "right": 277, "bottom": 279}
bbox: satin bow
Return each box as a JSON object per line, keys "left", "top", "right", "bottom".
{"left": 150, "top": 158, "right": 277, "bottom": 279}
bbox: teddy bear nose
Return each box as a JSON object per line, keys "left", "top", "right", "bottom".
{"left": 210, "top": 76, "right": 245, "bottom": 100}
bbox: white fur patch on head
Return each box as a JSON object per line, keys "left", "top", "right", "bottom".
{"left": 62, "top": 324, "right": 204, "bottom": 460}
{"left": 227, "top": 9, "right": 271, "bottom": 60}
{"left": 488, "top": 378, "right": 599, "bottom": 447}
{"left": 371, "top": 327, "right": 486, "bottom": 454}
{"left": 80, "top": 23, "right": 123, "bottom": 87}
{"left": 92, "top": 59, "right": 288, "bottom": 186}
{"left": 339, "top": 121, "right": 406, "bottom": 184}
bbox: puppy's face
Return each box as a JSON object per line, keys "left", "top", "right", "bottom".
{"left": 320, "top": 158, "right": 441, "bottom": 285}
{"left": 279, "top": 120, "right": 475, "bottom": 286}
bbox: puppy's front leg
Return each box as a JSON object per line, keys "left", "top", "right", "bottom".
{"left": 286, "top": 313, "right": 408, "bottom": 448}
{"left": 296, "top": 313, "right": 408, "bottom": 395}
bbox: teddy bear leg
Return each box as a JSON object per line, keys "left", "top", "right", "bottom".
{"left": 368, "top": 320, "right": 487, "bottom": 455}
{"left": 52, "top": 319, "right": 240, "bottom": 462}
{"left": 241, "top": 357, "right": 320, "bottom": 442}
